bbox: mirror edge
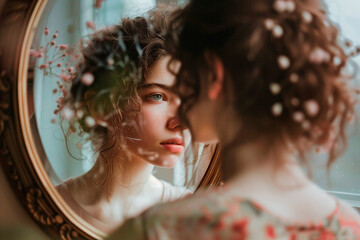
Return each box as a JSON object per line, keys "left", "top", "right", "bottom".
{"left": 0, "top": 0, "right": 102, "bottom": 239}
{"left": 0, "top": 0, "right": 223, "bottom": 239}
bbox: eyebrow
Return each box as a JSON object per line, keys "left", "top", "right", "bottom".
{"left": 140, "top": 83, "right": 174, "bottom": 92}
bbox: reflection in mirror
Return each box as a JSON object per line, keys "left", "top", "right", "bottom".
{"left": 27, "top": 0, "right": 213, "bottom": 234}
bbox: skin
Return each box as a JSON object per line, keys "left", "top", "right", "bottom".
{"left": 57, "top": 56, "right": 190, "bottom": 234}
{"left": 125, "top": 55, "right": 185, "bottom": 168}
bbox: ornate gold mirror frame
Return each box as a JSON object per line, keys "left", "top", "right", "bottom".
{"left": 0, "top": 0, "right": 222, "bottom": 239}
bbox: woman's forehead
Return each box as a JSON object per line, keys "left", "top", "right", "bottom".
{"left": 145, "top": 56, "right": 176, "bottom": 87}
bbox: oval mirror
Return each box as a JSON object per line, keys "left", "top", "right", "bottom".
{"left": 0, "top": 0, "right": 222, "bottom": 239}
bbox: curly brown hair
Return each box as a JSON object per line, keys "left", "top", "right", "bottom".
{"left": 61, "top": 9, "right": 173, "bottom": 189}
{"left": 166, "top": 0, "right": 357, "bottom": 173}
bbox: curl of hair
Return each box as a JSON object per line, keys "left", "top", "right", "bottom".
{"left": 61, "top": 8, "right": 172, "bottom": 190}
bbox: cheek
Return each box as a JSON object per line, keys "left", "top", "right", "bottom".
{"left": 136, "top": 105, "right": 167, "bottom": 140}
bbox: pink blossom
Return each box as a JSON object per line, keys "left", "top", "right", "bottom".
{"left": 56, "top": 96, "right": 63, "bottom": 103}
{"left": 68, "top": 66, "right": 74, "bottom": 74}
{"left": 44, "top": 30, "right": 49, "bottom": 35}
{"left": 37, "top": 52, "right": 43, "bottom": 58}
{"left": 94, "top": 0, "right": 105, "bottom": 9}
{"left": 39, "top": 64, "right": 48, "bottom": 69}
{"left": 59, "top": 44, "right": 68, "bottom": 50}
{"left": 50, "top": 40, "right": 56, "bottom": 46}
{"left": 81, "top": 72, "right": 94, "bottom": 86}
{"left": 86, "top": 21, "right": 96, "bottom": 31}
{"left": 29, "top": 49, "right": 38, "bottom": 57}
{"left": 61, "top": 88, "right": 68, "bottom": 96}
{"left": 57, "top": 62, "right": 62, "bottom": 67}
{"left": 48, "top": 61, "right": 53, "bottom": 64}
{"left": 59, "top": 73, "right": 67, "bottom": 81}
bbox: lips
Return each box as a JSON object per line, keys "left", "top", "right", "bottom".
{"left": 160, "top": 138, "right": 184, "bottom": 153}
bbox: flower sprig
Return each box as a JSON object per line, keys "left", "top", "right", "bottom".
{"left": 30, "top": 27, "right": 80, "bottom": 124}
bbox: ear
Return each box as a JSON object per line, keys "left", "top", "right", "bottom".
{"left": 207, "top": 55, "right": 224, "bottom": 100}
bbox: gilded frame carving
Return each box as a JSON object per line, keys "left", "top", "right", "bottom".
{"left": 0, "top": 0, "right": 223, "bottom": 239}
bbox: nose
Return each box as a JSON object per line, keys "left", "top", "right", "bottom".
{"left": 167, "top": 117, "right": 181, "bottom": 130}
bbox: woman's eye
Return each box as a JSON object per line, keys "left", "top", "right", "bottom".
{"left": 147, "top": 93, "right": 165, "bottom": 102}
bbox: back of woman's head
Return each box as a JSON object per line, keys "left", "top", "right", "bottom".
{"left": 166, "top": 0, "right": 357, "bottom": 166}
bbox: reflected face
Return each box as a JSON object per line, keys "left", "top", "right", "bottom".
{"left": 125, "top": 56, "right": 185, "bottom": 167}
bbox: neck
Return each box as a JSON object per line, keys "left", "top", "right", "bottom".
{"left": 221, "top": 139, "right": 309, "bottom": 188}
{"left": 84, "top": 145, "right": 154, "bottom": 203}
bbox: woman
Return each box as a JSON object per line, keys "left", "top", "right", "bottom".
{"left": 56, "top": 10, "right": 193, "bottom": 234}
{"left": 109, "top": 0, "right": 360, "bottom": 239}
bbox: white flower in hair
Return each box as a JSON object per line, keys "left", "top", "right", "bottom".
{"left": 272, "top": 25, "right": 284, "bottom": 38}
{"left": 62, "top": 107, "right": 74, "bottom": 120}
{"left": 289, "top": 73, "right": 299, "bottom": 83}
{"left": 278, "top": 55, "right": 291, "bottom": 69}
{"left": 269, "top": 83, "right": 281, "bottom": 95}
{"left": 273, "top": 0, "right": 296, "bottom": 13}
{"left": 302, "top": 11, "right": 313, "bottom": 23}
{"left": 264, "top": 19, "right": 275, "bottom": 30}
{"left": 304, "top": 99, "right": 320, "bottom": 117}
{"left": 81, "top": 72, "right": 94, "bottom": 86}
{"left": 85, "top": 116, "right": 96, "bottom": 127}
{"left": 292, "top": 111, "right": 305, "bottom": 122}
{"left": 75, "top": 110, "right": 84, "bottom": 119}
{"left": 271, "top": 102, "right": 283, "bottom": 116}
{"left": 302, "top": 120, "right": 311, "bottom": 130}
{"left": 308, "top": 47, "right": 331, "bottom": 64}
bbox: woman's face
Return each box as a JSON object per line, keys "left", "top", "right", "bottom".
{"left": 125, "top": 56, "right": 187, "bottom": 167}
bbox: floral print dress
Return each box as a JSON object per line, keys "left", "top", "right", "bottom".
{"left": 108, "top": 187, "right": 360, "bottom": 240}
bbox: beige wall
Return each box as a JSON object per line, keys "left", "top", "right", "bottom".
{"left": 0, "top": 164, "right": 44, "bottom": 238}
{"left": 0, "top": 164, "right": 33, "bottom": 225}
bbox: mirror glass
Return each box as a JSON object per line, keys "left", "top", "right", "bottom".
{"left": 27, "top": 0, "right": 213, "bottom": 234}
{"left": 312, "top": 0, "right": 360, "bottom": 204}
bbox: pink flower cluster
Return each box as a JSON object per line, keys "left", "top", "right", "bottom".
{"left": 31, "top": 27, "right": 79, "bottom": 125}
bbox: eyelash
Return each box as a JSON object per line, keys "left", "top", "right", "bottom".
{"left": 145, "top": 93, "right": 167, "bottom": 102}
